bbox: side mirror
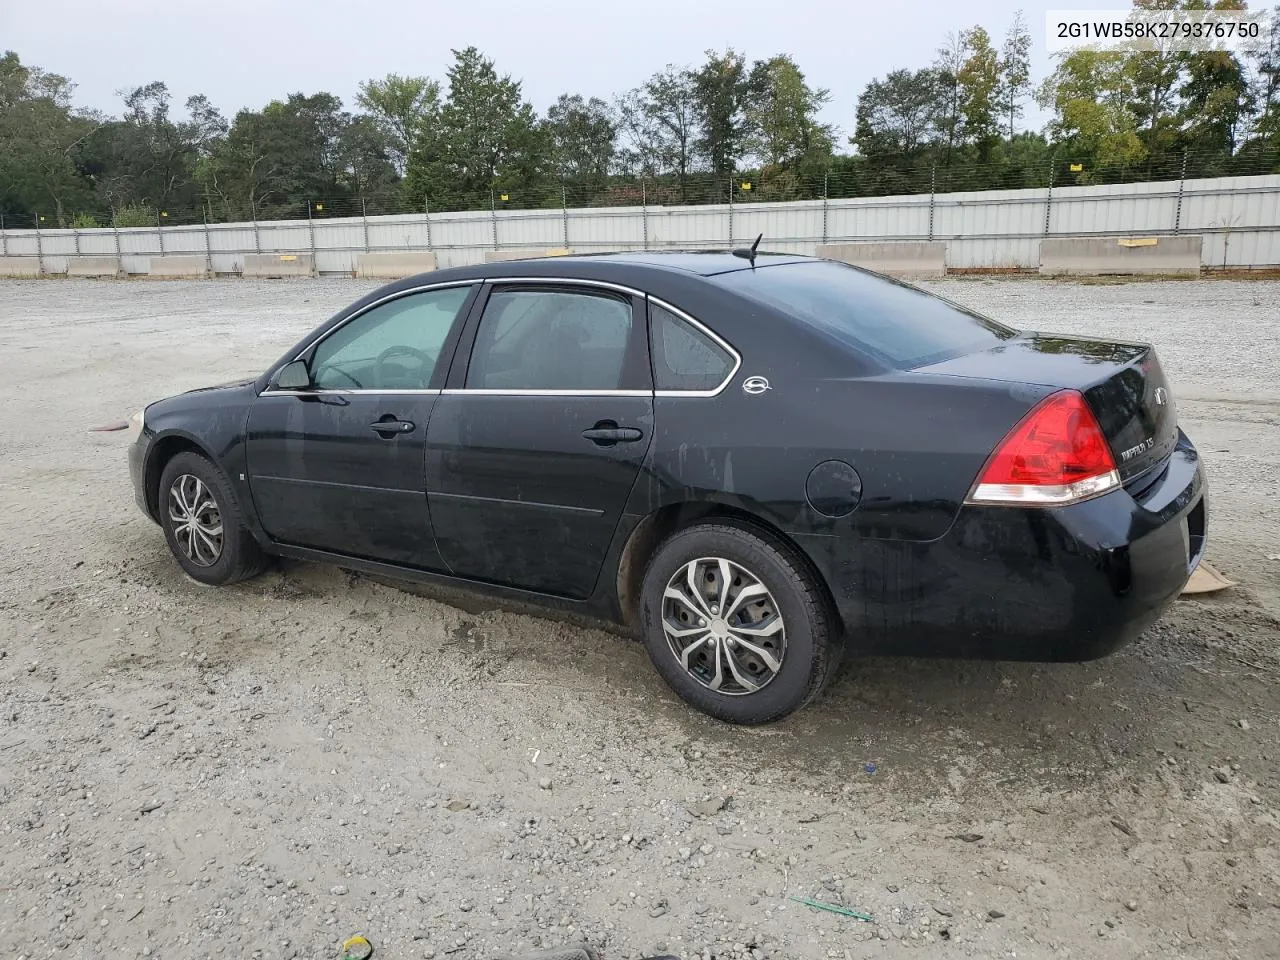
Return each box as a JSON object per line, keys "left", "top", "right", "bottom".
{"left": 274, "top": 359, "right": 312, "bottom": 390}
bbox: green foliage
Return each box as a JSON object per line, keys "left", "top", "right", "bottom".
{"left": 112, "top": 204, "right": 155, "bottom": 227}
{"left": 70, "top": 212, "right": 100, "bottom": 228}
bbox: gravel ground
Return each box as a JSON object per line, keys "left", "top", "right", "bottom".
{"left": 1, "top": 276, "right": 1278, "bottom": 960}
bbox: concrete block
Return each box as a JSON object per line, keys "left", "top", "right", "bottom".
{"left": 483, "top": 248, "right": 573, "bottom": 263}
{"left": 243, "top": 253, "right": 316, "bottom": 278}
{"left": 66, "top": 257, "right": 122, "bottom": 278}
{"left": 816, "top": 241, "right": 947, "bottom": 278}
{"left": 147, "top": 255, "right": 209, "bottom": 279}
{"left": 0, "top": 257, "right": 42, "bottom": 278}
{"left": 1039, "top": 236, "right": 1202, "bottom": 276}
{"left": 356, "top": 252, "right": 438, "bottom": 279}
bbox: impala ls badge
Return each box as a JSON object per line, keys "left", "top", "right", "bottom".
{"left": 742, "top": 376, "right": 772, "bottom": 396}
{"left": 1154, "top": 387, "right": 1167, "bottom": 406}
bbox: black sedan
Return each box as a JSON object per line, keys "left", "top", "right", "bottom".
{"left": 127, "top": 251, "right": 1206, "bottom": 724}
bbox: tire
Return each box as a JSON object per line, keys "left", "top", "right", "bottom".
{"left": 638, "top": 521, "right": 839, "bottom": 725}
{"left": 157, "top": 451, "right": 269, "bottom": 586}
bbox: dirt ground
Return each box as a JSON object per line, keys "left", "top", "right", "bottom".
{"left": 1, "top": 276, "right": 1278, "bottom": 960}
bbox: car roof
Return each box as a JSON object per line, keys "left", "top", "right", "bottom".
{"left": 558, "top": 250, "right": 814, "bottom": 276}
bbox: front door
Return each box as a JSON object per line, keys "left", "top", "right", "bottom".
{"left": 426, "top": 282, "right": 654, "bottom": 599}
{"left": 245, "top": 283, "right": 477, "bottom": 568}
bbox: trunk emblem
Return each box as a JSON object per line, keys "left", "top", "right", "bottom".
{"left": 742, "top": 376, "right": 772, "bottom": 396}
{"left": 1154, "top": 387, "right": 1167, "bottom": 406}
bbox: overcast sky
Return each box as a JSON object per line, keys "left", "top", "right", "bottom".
{"left": 2, "top": 0, "right": 1124, "bottom": 138}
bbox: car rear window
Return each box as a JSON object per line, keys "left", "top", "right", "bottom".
{"left": 716, "top": 260, "right": 1018, "bottom": 368}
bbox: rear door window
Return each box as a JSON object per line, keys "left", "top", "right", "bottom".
{"left": 466, "top": 288, "right": 635, "bottom": 391}
{"left": 716, "top": 260, "right": 1017, "bottom": 368}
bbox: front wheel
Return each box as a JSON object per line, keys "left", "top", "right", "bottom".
{"left": 158, "top": 451, "right": 269, "bottom": 586}
{"left": 639, "top": 522, "right": 839, "bottom": 724}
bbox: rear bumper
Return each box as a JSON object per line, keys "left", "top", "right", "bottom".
{"left": 798, "top": 431, "right": 1205, "bottom": 661}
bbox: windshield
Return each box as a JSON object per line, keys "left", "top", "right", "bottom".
{"left": 716, "top": 260, "right": 1019, "bottom": 368}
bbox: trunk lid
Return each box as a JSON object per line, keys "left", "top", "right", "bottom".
{"left": 914, "top": 333, "right": 1178, "bottom": 485}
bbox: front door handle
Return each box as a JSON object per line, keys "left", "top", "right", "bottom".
{"left": 582, "top": 422, "right": 644, "bottom": 446}
{"left": 371, "top": 418, "right": 415, "bottom": 436}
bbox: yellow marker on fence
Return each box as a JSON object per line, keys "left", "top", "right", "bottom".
{"left": 1069, "top": 163, "right": 1083, "bottom": 172}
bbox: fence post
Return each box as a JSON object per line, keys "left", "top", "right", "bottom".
{"left": 928, "top": 165, "right": 937, "bottom": 241}
{"left": 0, "top": 212, "right": 5, "bottom": 257}
{"left": 822, "top": 171, "right": 829, "bottom": 244}
{"left": 490, "top": 189, "right": 498, "bottom": 250}
{"left": 727, "top": 173, "right": 734, "bottom": 246}
{"left": 424, "top": 198, "right": 432, "bottom": 250}
{"left": 641, "top": 178, "right": 649, "bottom": 250}
{"left": 35, "top": 214, "right": 43, "bottom": 274}
{"left": 111, "top": 206, "right": 121, "bottom": 261}
{"left": 1043, "top": 160, "right": 1056, "bottom": 236}
{"left": 203, "top": 209, "right": 213, "bottom": 275}
{"left": 561, "top": 185, "right": 570, "bottom": 249}
{"left": 307, "top": 201, "right": 316, "bottom": 259}
{"left": 73, "top": 226, "right": 81, "bottom": 257}
{"left": 250, "top": 197, "right": 261, "bottom": 255}
{"left": 157, "top": 211, "right": 165, "bottom": 256}
{"left": 1174, "top": 149, "right": 1188, "bottom": 235}
{"left": 361, "top": 198, "right": 370, "bottom": 253}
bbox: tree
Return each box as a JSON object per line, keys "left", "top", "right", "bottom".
{"left": 745, "top": 55, "right": 835, "bottom": 169}
{"left": 405, "top": 47, "right": 547, "bottom": 209}
{"left": 617, "top": 66, "right": 700, "bottom": 199}
{"left": 0, "top": 51, "right": 99, "bottom": 223}
{"left": 356, "top": 74, "right": 440, "bottom": 175}
{"left": 544, "top": 94, "right": 615, "bottom": 196}
{"left": 1038, "top": 49, "right": 1146, "bottom": 177}
{"left": 197, "top": 92, "right": 354, "bottom": 219}
{"left": 691, "top": 48, "right": 749, "bottom": 179}
{"left": 854, "top": 68, "right": 943, "bottom": 159}
{"left": 957, "top": 26, "right": 1002, "bottom": 154}
{"left": 933, "top": 32, "right": 966, "bottom": 163}
{"left": 1249, "top": 4, "right": 1280, "bottom": 145}
{"left": 1180, "top": 49, "right": 1255, "bottom": 161}
{"left": 997, "top": 10, "right": 1033, "bottom": 138}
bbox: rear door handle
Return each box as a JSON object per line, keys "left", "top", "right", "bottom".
{"left": 582, "top": 426, "right": 644, "bottom": 445}
{"left": 371, "top": 418, "right": 415, "bottom": 436}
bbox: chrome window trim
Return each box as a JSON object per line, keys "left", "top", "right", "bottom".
{"left": 258, "top": 275, "right": 744, "bottom": 400}
{"left": 469, "top": 277, "right": 743, "bottom": 399}
{"left": 259, "top": 388, "right": 444, "bottom": 397}
{"left": 439, "top": 389, "right": 651, "bottom": 397}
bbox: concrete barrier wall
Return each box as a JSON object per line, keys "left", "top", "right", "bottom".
{"left": 242, "top": 253, "right": 316, "bottom": 278}
{"left": 482, "top": 248, "right": 573, "bottom": 263}
{"left": 355, "top": 252, "right": 438, "bottom": 279}
{"left": 1039, "top": 236, "right": 1203, "bottom": 276}
{"left": 0, "top": 257, "right": 42, "bottom": 277}
{"left": 147, "top": 255, "right": 209, "bottom": 279}
{"left": 66, "top": 257, "right": 122, "bottom": 278}
{"left": 815, "top": 241, "right": 947, "bottom": 278}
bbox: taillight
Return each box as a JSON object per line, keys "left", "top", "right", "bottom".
{"left": 967, "top": 390, "right": 1120, "bottom": 506}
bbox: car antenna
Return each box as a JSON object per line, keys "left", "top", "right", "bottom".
{"left": 732, "top": 233, "right": 763, "bottom": 266}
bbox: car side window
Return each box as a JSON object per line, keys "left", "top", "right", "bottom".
{"left": 310, "top": 285, "right": 473, "bottom": 390}
{"left": 650, "top": 303, "right": 734, "bottom": 392}
{"left": 466, "top": 289, "right": 633, "bottom": 390}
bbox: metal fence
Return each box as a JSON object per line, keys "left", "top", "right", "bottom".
{"left": 3, "top": 172, "right": 1279, "bottom": 275}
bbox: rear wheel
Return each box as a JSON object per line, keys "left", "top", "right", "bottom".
{"left": 639, "top": 522, "right": 838, "bottom": 724}
{"left": 158, "top": 451, "right": 269, "bottom": 586}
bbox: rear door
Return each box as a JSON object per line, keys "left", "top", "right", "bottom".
{"left": 425, "top": 281, "right": 654, "bottom": 599}
{"left": 245, "top": 283, "right": 477, "bottom": 567}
